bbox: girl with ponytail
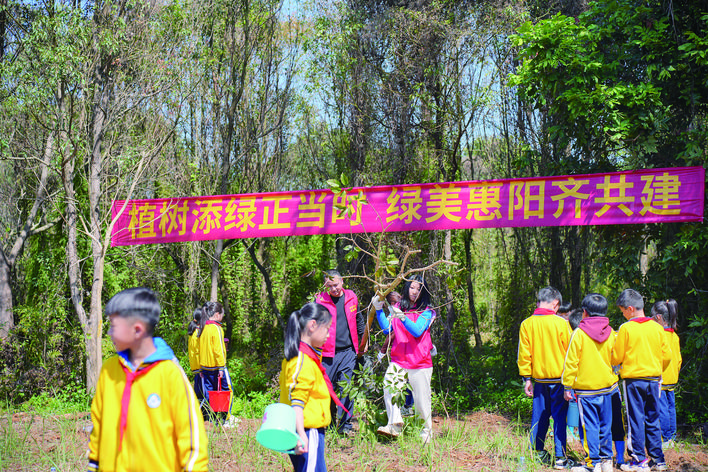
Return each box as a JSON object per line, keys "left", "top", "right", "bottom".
{"left": 187, "top": 307, "right": 205, "bottom": 402}
{"left": 199, "top": 301, "right": 235, "bottom": 426}
{"left": 651, "top": 299, "right": 682, "bottom": 446}
{"left": 279, "top": 302, "right": 344, "bottom": 472}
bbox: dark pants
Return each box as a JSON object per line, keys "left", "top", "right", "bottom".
{"left": 322, "top": 347, "right": 356, "bottom": 432}
{"left": 578, "top": 392, "right": 614, "bottom": 467}
{"left": 530, "top": 382, "right": 568, "bottom": 458}
{"left": 624, "top": 379, "right": 664, "bottom": 463}
{"left": 201, "top": 369, "right": 232, "bottom": 423}
{"left": 658, "top": 390, "right": 677, "bottom": 442}
{"left": 289, "top": 427, "right": 326, "bottom": 472}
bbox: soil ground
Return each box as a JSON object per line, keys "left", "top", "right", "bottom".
{"left": 2, "top": 410, "right": 707, "bottom": 471}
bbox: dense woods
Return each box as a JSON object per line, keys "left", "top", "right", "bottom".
{"left": 0, "top": 0, "right": 707, "bottom": 432}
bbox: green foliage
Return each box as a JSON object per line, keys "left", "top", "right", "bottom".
{"left": 230, "top": 390, "right": 278, "bottom": 419}
{"left": 509, "top": 0, "right": 708, "bottom": 165}
{"left": 226, "top": 356, "right": 270, "bottom": 396}
{"left": 22, "top": 378, "right": 91, "bottom": 415}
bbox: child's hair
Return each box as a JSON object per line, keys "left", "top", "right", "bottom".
{"left": 386, "top": 291, "right": 401, "bottom": 305}
{"left": 105, "top": 287, "right": 160, "bottom": 336}
{"left": 568, "top": 308, "right": 584, "bottom": 330}
{"left": 198, "top": 301, "right": 224, "bottom": 337}
{"left": 616, "top": 288, "right": 644, "bottom": 310}
{"left": 581, "top": 293, "right": 608, "bottom": 317}
{"left": 400, "top": 274, "right": 431, "bottom": 311}
{"left": 558, "top": 302, "right": 572, "bottom": 316}
{"left": 187, "top": 307, "right": 202, "bottom": 336}
{"left": 651, "top": 299, "right": 678, "bottom": 329}
{"left": 284, "top": 302, "right": 332, "bottom": 360}
{"left": 666, "top": 298, "right": 679, "bottom": 330}
{"left": 537, "top": 286, "right": 562, "bottom": 305}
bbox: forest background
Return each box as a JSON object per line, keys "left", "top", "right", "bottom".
{"left": 0, "top": 0, "right": 707, "bottom": 438}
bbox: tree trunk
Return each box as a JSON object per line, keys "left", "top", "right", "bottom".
{"left": 210, "top": 239, "right": 224, "bottom": 301}
{"left": 244, "top": 239, "right": 283, "bottom": 331}
{"left": 0, "top": 119, "right": 55, "bottom": 339}
{"left": 0, "top": 258, "right": 12, "bottom": 339}
{"left": 441, "top": 230, "right": 458, "bottom": 353}
{"left": 463, "top": 229, "right": 483, "bottom": 350}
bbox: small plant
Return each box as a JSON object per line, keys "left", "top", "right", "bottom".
{"left": 230, "top": 390, "right": 277, "bottom": 419}
{"left": 340, "top": 355, "right": 413, "bottom": 436}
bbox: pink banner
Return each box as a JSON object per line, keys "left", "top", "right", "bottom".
{"left": 111, "top": 167, "right": 705, "bottom": 246}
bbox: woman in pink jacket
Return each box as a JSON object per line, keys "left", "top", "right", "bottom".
{"left": 373, "top": 274, "right": 435, "bottom": 444}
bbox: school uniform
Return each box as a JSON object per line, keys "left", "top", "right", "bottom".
{"left": 562, "top": 317, "right": 618, "bottom": 469}
{"left": 188, "top": 329, "right": 204, "bottom": 400}
{"left": 88, "top": 338, "right": 208, "bottom": 472}
{"left": 518, "top": 308, "right": 572, "bottom": 459}
{"left": 280, "top": 344, "right": 332, "bottom": 472}
{"left": 199, "top": 321, "right": 233, "bottom": 417}
{"left": 611, "top": 317, "right": 670, "bottom": 465}
{"left": 659, "top": 327, "right": 681, "bottom": 442}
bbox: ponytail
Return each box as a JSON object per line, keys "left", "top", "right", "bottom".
{"left": 651, "top": 300, "right": 670, "bottom": 326}
{"left": 199, "top": 301, "right": 223, "bottom": 337}
{"left": 283, "top": 302, "right": 332, "bottom": 360}
{"left": 188, "top": 307, "right": 202, "bottom": 335}
{"left": 666, "top": 298, "right": 679, "bottom": 330}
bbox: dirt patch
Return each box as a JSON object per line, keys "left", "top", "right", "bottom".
{"left": 2, "top": 411, "right": 707, "bottom": 471}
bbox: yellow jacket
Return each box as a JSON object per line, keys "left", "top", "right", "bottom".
{"left": 279, "top": 348, "right": 331, "bottom": 429}
{"left": 662, "top": 328, "right": 682, "bottom": 389}
{"left": 188, "top": 330, "right": 200, "bottom": 372}
{"left": 517, "top": 309, "right": 572, "bottom": 382}
{"left": 611, "top": 317, "right": 670, "bottom": 380}
{"left": 88, "top": 338, "right": 208, "bottom": 472}
{"left": 562, "top": 320, "right": 618, "bottom": 395}
{"left": 199, "top": 321, "right": 226, "bottom": 371}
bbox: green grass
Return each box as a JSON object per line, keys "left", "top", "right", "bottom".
{"left": 2, "top": 392, "right": 708, "bottom": 471}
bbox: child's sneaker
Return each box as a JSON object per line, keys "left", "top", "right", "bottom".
{"left": 601, "top": 460, "right": 614, "bottom": 472}
{"left": 555, "top": 457, "right": 574, "bottom": 469}
{"left": 648, "top": 459, "right": 668, "bottom": 471}
{"left": 620, "top": 459, "right": 651, "bottom": 472}
{"left": 570, "top": 465, "right": 600, "bottom": 472}
{"left": 534, "top": 450, "right": 552, "bottom": 466}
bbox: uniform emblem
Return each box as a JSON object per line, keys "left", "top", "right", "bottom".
{"left": 147, "top": 393, "right": 161, "bottom": 408}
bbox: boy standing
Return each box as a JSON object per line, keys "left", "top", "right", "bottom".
{"left": 89, "top": 287, "right": 209, "bottom": 472}
{"left": 562, "top": 294, "right": 617, "bottom": 472}
{"left": 612, "top": 289, "right": 670, "bottom": 472}
{"left": 518, "top": 286, "right": 572, "bottom": 468}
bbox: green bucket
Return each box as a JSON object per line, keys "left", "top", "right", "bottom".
{"left": 256, "top": 403, "right": 300, "bottom": 454}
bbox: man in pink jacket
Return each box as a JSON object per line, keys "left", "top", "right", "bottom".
{"left": 315, "top": 269, "right": 364, "bottom": 435}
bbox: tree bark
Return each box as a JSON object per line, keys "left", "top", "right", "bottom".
{"left": 244, "top": 239, "right": 283, "bottom": 331}
{"left": 463, "top": 229, "right": 483, "bottom": 350}
{"left": 0, "top": 115, "right": 55, "bottom": 339}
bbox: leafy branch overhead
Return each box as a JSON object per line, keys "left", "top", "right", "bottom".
{"left": 326, "top": 176, "right": 456, "bottom": 353}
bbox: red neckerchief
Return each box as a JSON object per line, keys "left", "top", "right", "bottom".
{"left": 206, "top": 320, "right": 222, "bottom": 326}
{"left": 299, "top": 342, "right": 350, "bottom": 415}
{"left": 533, "top": 308, "right": 556, "bottom": 316}
{"left": 665, "top": 327, "right": 675, "bottom": 333}
{"left": 118, "top": 360, "right": 162, "bottom": 450}
{"left": 630, "top": 317, "right": 652, "bottom": 323}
